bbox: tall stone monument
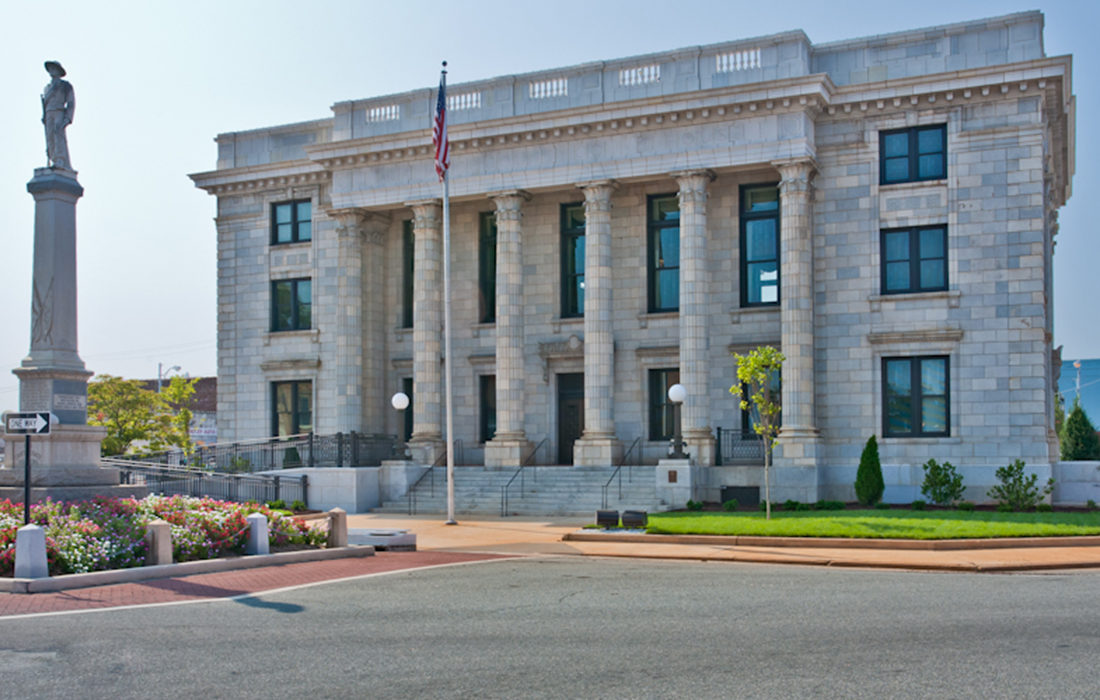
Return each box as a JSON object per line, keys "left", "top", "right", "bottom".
{"left": 0, "top": 62, "right": 144, "bottom": 502}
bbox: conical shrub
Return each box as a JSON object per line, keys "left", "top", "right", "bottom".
{"left": 855, "top": 435, "right": 885, "bottom": 506}
{"left": 1061, "top": 398, "right": 1100, "bottom": 461}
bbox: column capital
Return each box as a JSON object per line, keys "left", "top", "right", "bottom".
{"left": 578, "top": 180, "right": 617, "bottom": 212}
{"left": 672, "top": 170, "right": 714, "bottom": 209}
{"left": 406, "top": 200, "right": 442, "bottom": 232}
{"left": 328, "top": 208, "right": 390, "bottom": 245}
{"left": 489, "top": 190, "right": 530, "bottom": 222}
{"left": 772, "top": 158, "right": 817, "bottom": 194}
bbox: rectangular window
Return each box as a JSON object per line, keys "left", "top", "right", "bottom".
{"left": 271, "top": 278, "right": 311, "bottom": 332}
{"left": 648, "top": 368, "right": 680, "bottom": 440}
{"left": 271, "top": 200, "right": 312, "bottom": 244}
{"left": 883, "top": 356, "right": 949, "bottom": 437}
{"left": 402, "top": 220, "right": 414, "bottom": 329}
{"left": 401, "top": 377, "right": 413, "bottom": 443}
{"left": 740, "top": 184, "right": 780, "bottom": 306}
{"left": 880, "top": 125, "right": 947, "bottom": 185}
{"left": 881, "top": 226, "right": 947, "bottom": 294}
{"left": 272, "top": 380, "right": 313, "bottom": 437}
{"left": 647, "top": 194, "right": 680, "bottom": 312}
{"left": 479, "top": 212, "right": 497, "bottom": 323}
{"left": 561, "top": 203, "right": 586, "bottom": 318}
{"left": 480, "top": 375, "right": 496, "bottom": 443}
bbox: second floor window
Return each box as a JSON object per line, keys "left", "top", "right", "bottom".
{"left": 740, "top": 184, "right": 780, "bottom": 306}
{"left": 272, "top": 200, "right": 312, "bottom": 244}
{"left": 561, "top": 203, "right": 585, "bottom": 318}
{"left": 479, "top": 212, "right": 497, "bottom": 323}
{"left": 881, "top": 225, "right": 947, "bottom": 294}
{"left": 880, "top": 125, "right": 947, "bottom": 185}
{"left": 647, "top": 194, "right": 680, "bottom": 312}
{"left": 402, "top": 220, "right": 414, "bottom": 328}
{"left": 271, "top": 278, "right": 311, "bottom": 331}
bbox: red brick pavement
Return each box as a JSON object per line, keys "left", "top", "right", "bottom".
{"left": 0, "top": 551, "right": 510, "bottom": 618}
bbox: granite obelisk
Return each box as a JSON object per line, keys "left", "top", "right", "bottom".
{"left": 0, "top": 62, "right": 144, "bottom": 501}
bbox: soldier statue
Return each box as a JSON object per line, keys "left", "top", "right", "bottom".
{"left": 42, "top": 60, "right": 75, "bottom": 170}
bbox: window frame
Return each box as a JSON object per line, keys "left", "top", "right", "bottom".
{"left": 402, "top": 219, "right": 414, "bottom": 329}
{"left": 879, "top": 124, "right": 947, "bottom": 185}
{"left": 270, "top": 278, "right": 312, "bottom": 332}
{"left": 479, "top": 212, "right": 497, "bottom": 324}
{"left": 739, "top": 183, "right": 781, "bottom": 308}
{"left": 647, "top": 193, "right": 680, "bottom": 313}
{"left": 882, "top": 355, "right": 950, "bottom": 438}
{"left": 880, "top": 225, "right": 948, "bottom": 295}
{"left": 560, "top": 202, "right": 586, "bottom": 318}
{"left": 270, "top": 199, "right": 313, "bottom": 245}
{"left": 479, "top": 374, "right": 497, "bottom": 443}
{"left": 271, "top": 380, "right": 313, "bottom": 437}
{"left": 648, "top": 368, "right": 680, "bottom": 441}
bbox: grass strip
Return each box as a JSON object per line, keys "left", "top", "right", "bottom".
{"left": 646, "top": 510, "right": 1100, "bottom": 540}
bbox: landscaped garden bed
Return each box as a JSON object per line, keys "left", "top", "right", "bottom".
{"left": 0, "top": 495, "right": 328, "bottom": 578}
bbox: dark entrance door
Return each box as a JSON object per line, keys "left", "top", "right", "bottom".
{"left": 557, "top": 373, "right": 584, "bottom": 464}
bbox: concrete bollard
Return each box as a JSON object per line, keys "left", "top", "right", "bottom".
{"left": 327, "top": 508, "right": 348, "bottom": 548}
{"left": 144, "top": 519, "right": 173, "bottom": 566}
{"left": 246, "top": 513, "right": 270, "bottom": 555}
{"left": 14, "top": 524, "right": 49, "bottom": 579}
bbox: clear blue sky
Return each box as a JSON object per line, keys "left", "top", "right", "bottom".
{"left": 0, "top": 0, "right": 1095, "bottom": 411}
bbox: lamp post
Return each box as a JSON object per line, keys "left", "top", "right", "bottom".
{"left": 157, "top": 363, "right": 181, "bottom": 393}
{"left": 391, "top": 392, "right": 410, "bottom": 459}
{"left": 668, "top": 383, "right": 687, "bottom": 459}
{"left": 1074, "top": 360, "right": 1082, "bottom": 401}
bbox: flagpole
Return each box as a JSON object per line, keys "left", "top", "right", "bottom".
{"left": 440, "top": 63, "right": 457, "bottom": 525}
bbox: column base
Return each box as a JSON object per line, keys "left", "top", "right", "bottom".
{"left": 484, "top": 437, "right": 532, "bottom": 468}
{"left": 406, "top": 437, "right": 445, "bottom": 466}
{"left": 572, "top": 436, "right": 622, "bottom": 467}
{"left": 13, "top": 364, "right": 93, "bottom": 426}
{"left": 0, "top": 424, "right": 116, "bottom": 487}
{"left": 771, "top": 427, "right": 821, "bottom": 502}
{"left": 683, "top": 429, "right": 716, "bottom": 467}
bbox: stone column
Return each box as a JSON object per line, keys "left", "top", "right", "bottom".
{"left": 484, "top": 191, "right": 532, "bottom": 467}
{"left": 573, "top": 181, "right": 621, "bottom": 467}
{"left": 406, "top": 200, "right": 444, "bottom": 464}
{"left": 675, "top": 170, "right": 716, "bottom": 466}
{"left": 772, "top": 158, "right": 820, "bottom": 502}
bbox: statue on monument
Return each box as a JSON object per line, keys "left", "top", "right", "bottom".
{"left": 41, "top": 61, "right": 75, "bottom": 170}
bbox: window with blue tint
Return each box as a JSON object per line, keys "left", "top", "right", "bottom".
{"left": 647, "top": 194, "right": 680, "bottom": 312}
{"left": 561, "top": 203, "right": 586, "bottom": 318}
{"left": 271, "top": 200, "right": 312, "bottom": 244}
{"left": 740, "top": 184, "right": 780, "bottom": 306}
{"left": 649, "top": 368, "right": 680, "bottom": 440}
{"left": 271, "top": 278, "right": 311, "bottom": 331}
{"left": 272, "top": 380, "right": 312, "bottom": 437}
{"left": 880, "top": 226, "right": 947, "bottom": 294}
{"left": 879, "top": 125, "right": 947, "bottom": 184}
{"left": 479, "top": 212, "right": 497, "bottom": 323}
{"left": 883, "top": 356, "right": 949, "bottom": 438}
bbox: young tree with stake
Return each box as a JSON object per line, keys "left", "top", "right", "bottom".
{"left": 731, "top": 346, "right": 783, "bottom": 519}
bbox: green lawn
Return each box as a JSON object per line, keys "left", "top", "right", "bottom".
{"left": 646, "top": 510, "right": 1100, "bottom": 540}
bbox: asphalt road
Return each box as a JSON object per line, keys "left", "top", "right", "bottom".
{"left": 1, "top": 557, "right": 1098, "bottom": 698}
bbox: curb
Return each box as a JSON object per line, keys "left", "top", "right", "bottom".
{"left": 2, "top": 545, "right": 376, "bottom": 595}
{"left": 563, "top": 532, "right": 1100, "bottom": 550}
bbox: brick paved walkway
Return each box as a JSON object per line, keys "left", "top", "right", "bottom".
{"left": 0, "top": 551, "right": 508, "bottom": 618}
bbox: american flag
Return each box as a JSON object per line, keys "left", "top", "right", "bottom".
{"left": 433, "top": 69, "right": 449, "bottom": 181}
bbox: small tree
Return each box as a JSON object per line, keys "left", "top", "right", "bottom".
{"left": 920, "top": 458, "right": 965, "bottom": 506}
{"left": 160, "top": 375, "right": 199, "bottom": 457}
{"left": 988, "top": 458, "right": 1054, "bottom": 511}
{"left": 855, "top": 435, "right": 884, "bottom": 506}
{"left": 731, "top": 346, "right": 784, "bottom": 519}
{"left": 88, "top": 375, "right": 169, "bottom": 456}
{"left": 1060, "top": 398, "right": 1100, "bottom": 461}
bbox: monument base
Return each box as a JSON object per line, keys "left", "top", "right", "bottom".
{"left": 0, "top": 484, "right": 148, "bottom": 504}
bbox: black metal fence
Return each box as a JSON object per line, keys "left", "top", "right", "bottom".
{"left": 115, "top": 432, "right": 401, "bottom": 474}
{"left": 115, "top": 462, "right": 307, "bottom": 506}
{"left": 715, "top": 427, "right": 766, "bottom": 465}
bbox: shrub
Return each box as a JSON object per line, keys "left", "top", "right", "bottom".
{"left": 290, "top": 500, "right": 307, "bottom": 512}
{"left": 722, "top": 499, "right": 739, "bottom": 512}
{"left": 987, "top": 459, "right": 1054, "bottom": 512}
{"left": 1088, "top": 499, "right": 1098, "bottom": 512}
{"left": 283, "top": 447, "right": 303, "bottom": 467}
{"left": 783, "top": 499, "right": 801, "bottom": 511}
{"left": 920, "top": 458, "right": 965, "bottom": 506}
{"left": 686, "top": 500, "right": 703, "bottom": 512}
{"left": 1060, "top": 398, "right": 1100, "bottom": 461}
{"left": 874, "top": 502, "right": 892, "bottom": 510}
{"left": 996, "top": 503, "right": 1014, "bottom": 513}
{"left": 813, "top": 500, "right": 845, "bottom": 511}
{"left": 266, "top": 499, "right": 287, "bottom": 510}
{"left": 758, "top": 501, "right": 771, "bottom": 512}
{"left": 1035, "top": 503, "right": 1053, "bottom": 513}
{"left": 957, "top": 501, "right": 976, "bottom": 512}
{"left": 855, "top": 435, "right": 884, "bottom": 506}
{"left": 910, "top": 500, "right": 926, "bottom": 511}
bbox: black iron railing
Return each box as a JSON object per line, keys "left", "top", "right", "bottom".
{"left": 715, "top": 427, "right": 766, "bottom": 465}
{"left": 109, "top": 460, "right": 307, "bottom": 507}
{"left": 601, "top": 437, "right": 642, "bottom": 509}
{"left": 500, "top": 438, "right": 549, "bottom": 517}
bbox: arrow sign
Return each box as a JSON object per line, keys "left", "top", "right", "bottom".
{"left": 4, "top": 412, "right": 51, "bottom": 435}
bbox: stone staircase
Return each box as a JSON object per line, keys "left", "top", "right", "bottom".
{"left": 372, "top": 465, "right": 667, "bottom": 517}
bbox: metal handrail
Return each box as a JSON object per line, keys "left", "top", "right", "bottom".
{"left": 601, "top": 437, "right": 641, "bottom": 509}
{"left": 499, "top": 437, "right": 549, "bottom": 517}
{"left": 406, "top": 440, "right": 463, "bottom": 515}
{"left": 108, "top": 458, "right": 308, "bottom": 507}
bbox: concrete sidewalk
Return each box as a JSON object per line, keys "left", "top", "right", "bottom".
{"left": 348, "top": 513, "right": 1100, "bottom": 573}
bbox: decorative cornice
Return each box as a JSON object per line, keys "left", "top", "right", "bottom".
{"left": 191, "top": 163, "right": 330, "bottom": 196}
{"left": 538, "top": 335, "right": 584, "bottom": 382}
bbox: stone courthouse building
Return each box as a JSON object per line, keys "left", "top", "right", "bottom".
{"left": 191, "top": 11, "right": 1075, "bottom": 503}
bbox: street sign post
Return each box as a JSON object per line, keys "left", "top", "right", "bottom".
{"left": 4, "top": 412, "right": 52, "bottom": 524}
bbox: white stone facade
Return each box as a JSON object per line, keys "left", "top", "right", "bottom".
{"left": 191, "top": 12, "right": 1074, "bottom": 503}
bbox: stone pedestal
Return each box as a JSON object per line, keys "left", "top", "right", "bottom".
{"left": 683, "top": 430, "right": 716, "bottom": 469}
{"left": 484, "top": 437, "right": 532, "bottom": 468}
{"left": 573, "top": 436, "right": 622, "bottom": 468}
{"left": 656, "top": 458, "right": 697, "bottom": 509}
{"left": 407, "top": 438, "right": 445, "bottom": 467}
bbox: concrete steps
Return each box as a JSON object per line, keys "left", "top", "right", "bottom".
{"left": 372, "top": 465, "right": 667, "bottom": 516}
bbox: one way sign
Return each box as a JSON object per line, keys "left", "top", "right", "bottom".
{"left": 4, "top": 412, "right": 52, "bottom": 436}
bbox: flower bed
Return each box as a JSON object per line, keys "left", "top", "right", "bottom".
{"left": 0, "top": 495, "right": 328, "bottom": 577}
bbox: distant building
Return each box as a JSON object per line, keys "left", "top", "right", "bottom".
{"left": 191, "top": 12, "right": 1074, "bottom": 502}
